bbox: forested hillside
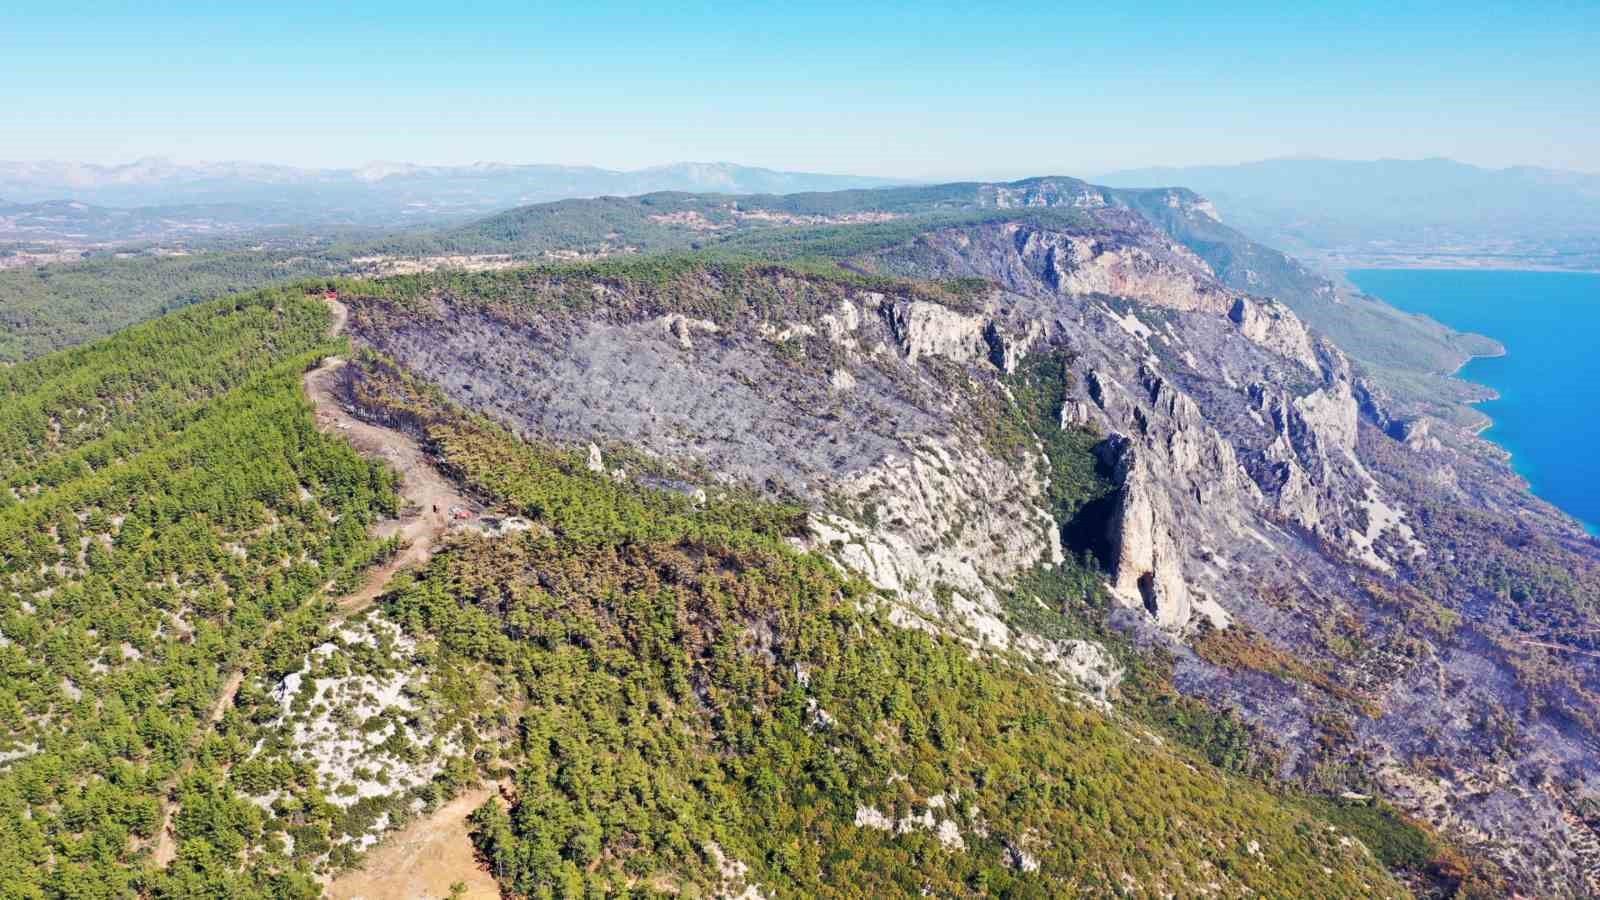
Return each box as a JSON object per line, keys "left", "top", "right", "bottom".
{"left": 0, "top": 269, "right": 1426, "bottom": 897}
{"left": 0, "top": 291, "right": 398, "bottom": 895}
{"left": 0, "top": 252, "right": 347, "bottom": 363}
{"left": 5, "top": 178, "right": 1590, "bottom": 895}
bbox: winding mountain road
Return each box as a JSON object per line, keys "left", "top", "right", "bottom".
{"left": 151, "top": 297, "right": 474, "bottom": 867}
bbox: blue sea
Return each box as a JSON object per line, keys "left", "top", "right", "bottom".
{"left": 1347, "top": 269, "right": 1600, "bottom": 536}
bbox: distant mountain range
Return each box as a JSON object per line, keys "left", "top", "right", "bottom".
{"left": 10, "top": 156, "right": 1599, "bottom": 271}
{"left": 0, "top": 158, "right": 907, "bottom": 239}
{"left": 1099, "top": 157, "right": 1600, "bottom": 270}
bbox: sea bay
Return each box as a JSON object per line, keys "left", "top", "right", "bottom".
{"left": 1348, "top": 268, "right": 1600, "bottom": 535}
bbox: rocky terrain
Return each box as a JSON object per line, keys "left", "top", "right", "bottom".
{"left": 5, "top": 173, "right": 1597, "bottom": 897}
{"left": 332, "top": 194, "right": 1600, "bottom": 895}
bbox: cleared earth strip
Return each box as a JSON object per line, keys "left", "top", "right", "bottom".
{"left": 152, "top": 297, "right": 476, "bottom": 869}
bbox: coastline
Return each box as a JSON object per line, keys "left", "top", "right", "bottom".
{"left": 1452, "top": 348, "right": 1504, "bottom": 436}
{"left": 1447, "top": 344, "right": 1506, "bottom": 378}
{"left": 1430, "top": 334, "right": 1506, "bottom": 435}
{"left": 1321, "top": 257, "right": 1600, "bottom": 276}
{"left": 1452, "top": 348, "right": 1597, "bottom": 536}
{"left": 1347, "top": 268, "right": 1600, "bottom": 539}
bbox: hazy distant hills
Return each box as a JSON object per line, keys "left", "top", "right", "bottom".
{"left": 1099, "top": 157, "right": 1600, "bottom": 270}
{"left": 0, "top": 158, "right": 907, "bottom": 239}
{"left": 0, "top": 196, "right": 307, "bottom": 243}
{"left": 13, "top": 155, "right": 1599, "bottom": 271}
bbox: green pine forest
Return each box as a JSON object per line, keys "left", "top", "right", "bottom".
{"left": 0, "top": 273, "right": 1445, "bottom": 897}
{"left": 0, "top": 291, "right": 397, "bottom": 896}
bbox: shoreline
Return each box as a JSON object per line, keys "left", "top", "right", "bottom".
{"left": 1455, "top": 358, "right": 1600, "bottom": 541}
{"left": 1348, "top": 268, "right": 1600, "bottom": 539}
{"left": 1331, "top": 260, "right": 1600, "bottom": 276}
{"left": 1445, "top": 341, "right": 1511, "bottom": 445}
{"left": 1447, "top": 344, "right": 1507, "bottom": 379}
{"left": 1438, "top": 340, "right": 1505, "bottom": 435}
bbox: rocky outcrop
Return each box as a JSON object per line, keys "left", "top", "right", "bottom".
{"left": 1231, "top": 338, "right": 1426, "bottom": 572}
{"left": 1390, "top": 416, "right": 1444, "bottom": 452}
{"left": 1081, "top": 367, "right": 1246, "bottom": 632}
{"left": 656, "top": 312, "right": 719, "bottom": 350}
{"left": 1101, "top": 438, "right": 1192, "bottom": 628}
{"left": 1004, "top": 835, "right": 1043, "bottom": 873}
{"left": 1030, "top": 638, "right": 1123, "bottom": 707}
{"left": 1293, "top": 382, "right": 1361, "bottom": 455}
{"left": 808, "top": 433, "right": 1062, "bottom": 649}
{"left": 819, "top": 297, "right": 863, "bottom": 346}
{"left": 878, "top": 298, "right": 1042, "bottom": 375}
{"left": 881, "top": 300, "right": 990, "bottom": 365}
{"left": 1230, "top": 298, "right": 1319, "bottom": 371}
{"left": 1010, "top": 225, "right": 1234, "bottom": 314}
{"left": 891, "top": 218, "right": 1236, "bottom": 316}
{"left": 1158, "top": 188, "right": 1222, "bottom": 222}
{"left": 990, "top": 179, "right": 1110, "bottom": 210}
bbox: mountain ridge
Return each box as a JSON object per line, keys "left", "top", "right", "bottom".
{"left": 0, "top": 158, "right": 910, "bottom": 220}
{"left": 4, "top": 178, "right": 1596, "bottom": 894}
{"left": 3, "top": 173, "right": 1504, "bottom": 435}
{"left": 1097, "top": 157, "right": 1600, "bottom": 271}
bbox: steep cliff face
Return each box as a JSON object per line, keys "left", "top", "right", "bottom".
{"left": 339, "top": 206, "right": 1600, "bottom": 893}
{"left": 875, "top": 219, "right": 1419, "bottom": 605}
{"left": 867, "top": 217, "right": 1600, "bottom": 894}
{"left": 345, "top": 274, "right": 1073, "bottom": 669}
{"left": 1229, "top": 297, "right": 1320, "bottom": 371}
{"left": 1099, "top": 437, "right": 1209, "bottom": 629}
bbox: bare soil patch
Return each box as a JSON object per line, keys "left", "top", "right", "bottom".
{"left": 324, "top": 783, "right": 507, "bottom": 900}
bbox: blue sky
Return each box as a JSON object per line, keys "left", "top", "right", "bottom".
{"left": 5, "top": 1, "right": 1596, "bottom": 176}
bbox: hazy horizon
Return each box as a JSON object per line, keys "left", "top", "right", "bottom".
{"left": 7, "top": 2, "right": 1596, "bottom": 176}
{"left": 3, "top": 154, "right": 1595, "bottom": 186}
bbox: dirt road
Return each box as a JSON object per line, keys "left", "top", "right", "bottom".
{"left": 302, "top": 353, "right": 474, "bottom": 612}
{"left": 152, "top": 296, "right": 475, "bottom": 868}
{"left": 150, "top": 669, "right": 245, "bottom": 864}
